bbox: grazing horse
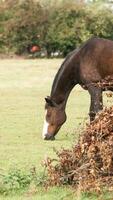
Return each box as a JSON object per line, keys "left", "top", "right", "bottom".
{"left": 43, "top": 37, "right": 113, "bottom": 140}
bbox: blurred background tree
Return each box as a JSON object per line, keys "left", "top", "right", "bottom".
{"left": 0, "top": 0, "right": 113, "bottom": 57}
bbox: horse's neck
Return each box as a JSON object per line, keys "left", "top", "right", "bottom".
{"left": 50, "top": 57, "right": 77, "bottom": 107}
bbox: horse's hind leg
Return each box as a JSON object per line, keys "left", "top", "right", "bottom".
{"left": 88, "top": 85, "right": 103, "bottom": 121}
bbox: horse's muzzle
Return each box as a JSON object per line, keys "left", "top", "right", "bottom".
{"left": 43, "top": 134, "right": 55, "bottom": 141}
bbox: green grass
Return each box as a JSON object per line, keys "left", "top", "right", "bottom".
{"left": 0, "top": 59, "right": 89, "bottom": 171}
{"left": 0, "top": 59, "right": 112, "bottom": 199}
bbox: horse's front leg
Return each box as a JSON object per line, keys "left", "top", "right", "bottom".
{"left": 88, "top": 85, "right": 103, "bottom": 121}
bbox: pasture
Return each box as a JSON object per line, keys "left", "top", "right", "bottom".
{"left": 0, "top": 59, "right": 112, "bottom": 199}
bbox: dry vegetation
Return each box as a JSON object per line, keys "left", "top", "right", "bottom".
{"left": 44, "top": 94, "right": 113, "bottom": 192}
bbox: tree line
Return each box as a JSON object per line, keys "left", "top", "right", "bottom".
{"left": 0, "top": 0, "right": 113, "bottom": 57}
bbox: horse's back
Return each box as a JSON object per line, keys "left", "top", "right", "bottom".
{"left": 78, "top": 37, "right": 113, "bottom": 83}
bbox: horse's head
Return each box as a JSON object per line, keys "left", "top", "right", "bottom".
{"left": 42, "top": 96, "right": 67, "bottom": 140}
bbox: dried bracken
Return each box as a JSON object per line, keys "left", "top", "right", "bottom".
{"left": 44, "top": 106, "right": 113, "bottom": 191}
{"left": 95, "top": 75, "right": 113, "bottom": 90}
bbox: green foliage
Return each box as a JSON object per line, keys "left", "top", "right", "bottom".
{"left": 2, "top": 0, "right": 45, "bottom": 54}
{"left": 0, "top": 168, "right": 46, "bottom": 195}
{"left": 44, "top": 4, "right": 90, "bottom": 56}
{"left": 86, "top": 5, "right": 113, "bottom": 39}
{"left": 0, "top": 0, "right": 113, "bottom": 56}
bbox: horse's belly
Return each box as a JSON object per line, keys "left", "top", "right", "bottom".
{"left": 98, "top": 65, "right": 113, "bottom": 79}
{"left": 98, "top": 52, "right": 113, "bottom": 78}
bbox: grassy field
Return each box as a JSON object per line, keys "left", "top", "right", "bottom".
{"left": 0, "top": 59, "right": 112, "bottom": 199}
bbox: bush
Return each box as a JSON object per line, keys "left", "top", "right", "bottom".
{"left": 3, "top": 0, "right": 45, "bottom": 55}
{"left": 0, "top": 0, "right": 113, "bottom": 57}
{"left": 0, "top": 168, "right": 46, "bottom": 195}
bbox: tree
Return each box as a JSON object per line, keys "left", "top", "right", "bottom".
{"left": 3, "top": 0, "right": 46, "bottom": 54}
{"left": 44, "top": 3, "right": 91, "bottom": 56}
{"left": 1, "top": 0, "right": 113, "bottom": 57}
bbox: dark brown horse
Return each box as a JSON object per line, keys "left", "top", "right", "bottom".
{"left": 43, "top": 37, "right": 113, "bottom": 140}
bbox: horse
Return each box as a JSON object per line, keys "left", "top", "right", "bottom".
{"left": 43, "top": 37, "right": 113, "bottom": 140}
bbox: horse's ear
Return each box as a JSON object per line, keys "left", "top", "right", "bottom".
{"left": 45, "top": 96, "right": 56, "bottom": 107}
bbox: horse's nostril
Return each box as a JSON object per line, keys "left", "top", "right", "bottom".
{"left": 50, "top": 136, "right": 55, "bottom": 141}
{"left": 44, "top": 134, "right": 55, "bottom": 141}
